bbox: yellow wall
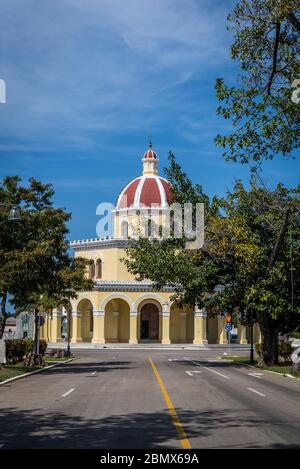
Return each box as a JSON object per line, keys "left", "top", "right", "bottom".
{"left": 75, "top": 247, "right": 135, "bottom": 281}
{"left": 207, "top": 317, "right": 218, "bottom": 343}
{"left": 104, "top": 299, "right": 130, "bottom": 342}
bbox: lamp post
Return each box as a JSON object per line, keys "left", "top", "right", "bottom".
{"left": 0, "top": 203, "right": 21, "bottom": 221}
{"left": 67, "top": 307, "right": 71, "bottom": 357}
{"left": 250, "top": 310, "right": 255, "bottom": 365}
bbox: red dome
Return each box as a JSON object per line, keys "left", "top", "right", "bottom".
{"left": 116, "top": 176, "right": 173, "bottom": 209}
{"left": 143, "top": 148, "right": 157, "bottom": 159}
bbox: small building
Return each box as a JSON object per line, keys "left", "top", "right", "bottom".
{"left": 3, "top": 317, "right": 17, "bottom": 339}
{"left": 15, "top": 311, "right": 34, "bottom": 339}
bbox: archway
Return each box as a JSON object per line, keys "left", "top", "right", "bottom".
{"left": 140, "top": 303, "right": 159, "bottom": 340}
{"left": 206, "top": 316, "right": 218, "bottom": 344}
{"left": 77, "top": 298, "right": 93, "bottom": 342}
{"left": 104, "top": 298, "right": 130, "bottom": 343}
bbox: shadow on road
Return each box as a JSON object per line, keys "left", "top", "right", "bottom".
{"left": 42, "top": 361, "right": 135, "bottom": 376}
{"left": 1, "top": 405, "right": 299, "bottom": 449}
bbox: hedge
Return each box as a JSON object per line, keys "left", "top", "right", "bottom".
{"left": 5, "top": 339, "right": 47, "bottom": 364}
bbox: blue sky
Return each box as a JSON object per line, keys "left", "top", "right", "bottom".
{"left": 1, "top": 0, "right": 299, "bottom": 241}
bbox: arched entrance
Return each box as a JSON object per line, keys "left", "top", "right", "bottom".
{"left": 104, "top": 298, "right": 130, "bottom": 343}
{"left": 77, "top": 298, "right": 93, "bottom": 342}
{"left": 140, "top": 303, "right": 159, "bottom": 340}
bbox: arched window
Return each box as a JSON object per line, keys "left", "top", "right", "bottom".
{"left": 121, "top": 220, "right": 128, "bottom": 238}
{"left": 146, "top": 218, "right": 152, "bottom": 238}
{"left": 170, "top": 210, "right": 175, "bottom": 237}
{"left": 96, "top": 259, "right": 102, "bottom": 279}
{"left": 88, "top": 260, "right": 95, "bottom": 279}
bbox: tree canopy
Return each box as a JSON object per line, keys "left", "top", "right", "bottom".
{"left": 124, "top": 153, "right": 300, "bottom": 365}
{"left": 215, "top": 0, "right": 300, "bottom": 164}
{"left": 0, "top": 176, "right": 93, "bottom": 339}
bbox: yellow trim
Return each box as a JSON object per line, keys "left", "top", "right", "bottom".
{"left": 148, "top": 357, "right": 191, "bottom": 450}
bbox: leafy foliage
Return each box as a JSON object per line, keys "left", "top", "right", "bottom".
{"left": 125, "top": 153, "right": 300, "bottom": 364}
{"left": 215, "top": 0, "right": 300, "bottom": 164}
{"left": 5, "top": 338, "right": 47, "bottom": 364}
{"left": 0, "top": 176, "right": 93, "bottom": 338}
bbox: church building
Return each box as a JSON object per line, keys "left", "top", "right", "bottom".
{"left": 41, "top": 144, "right": 258, "bottom": 345}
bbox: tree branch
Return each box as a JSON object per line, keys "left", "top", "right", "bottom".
{"left": 267, "top": 208, "right": 290, "bottom": 272}
{"left": 266, "top": 21, "right": 281, "bottom": 95}
{"left": 287, "top": 13, "right": 300, "bottom": 33}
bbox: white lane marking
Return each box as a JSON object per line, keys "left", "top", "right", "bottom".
{"left": 185, "top": 370, "right": 202, "bottom": 377}
{"left": 247, "top": 387, "right": 266, "bottom": 397}
{"left": 184, "top": 358, "right": 230, "bottom": 379}
{"left": 90, "top": 371, "right": 97, "bottom": 376}
{"left": 248, "top": 372, "right": 263, "bottom": 379}
{"left": 168, "top": 358, "right": 187, "bottom": 362}
{"left": 61, "top": 388, "right": 75, "bottom": 398}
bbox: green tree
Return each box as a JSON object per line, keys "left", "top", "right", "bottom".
{"left": 210, "top": 181, "right": 300, "bottom": 364}
{"left": 215, "top": 0, "right": 300, "bottom": 164}
{"left": 124, "top": 153, "right": 300, "bottom": 365}
{"left": 0, "top": 176, "right": 92, "bottom": 346}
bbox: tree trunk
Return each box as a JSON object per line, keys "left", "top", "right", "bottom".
{"left": 34, "top": 307, "right": 39, "bottom": 355}
{"left": 0, "top": 292, "right": 8, "bottom": 339}
{"left": 258, "top": 317, "right": 279, "bottom": 366}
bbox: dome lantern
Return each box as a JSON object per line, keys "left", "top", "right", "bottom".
{"left": 142, "top": 140, "right": 159, "bottom": 176}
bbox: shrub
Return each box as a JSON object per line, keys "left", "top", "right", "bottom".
{"left": 291, "top": 331, "right": 300, "bottom": 339}
{"left": 255, "top": 342, "right": 262, "bottom": 358}
{"left": 5, "top": 338, "right": 47, "bottom": 363}
{"left": 279, "top": 340, "right": 294, "bottom": 364}
{"left": 5, "top": 339, "right": 33, "bottom": 363}
{"left": 47, "top": 348, "right": 67, "bottom": 358}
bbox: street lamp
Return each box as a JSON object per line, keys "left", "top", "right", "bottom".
{"left": 249, "top": 310, "right": 255, "bottom": 365}
{"left": 67, "top": 307, "right": 71, "bottom": 357}
{"left": 0, "top": 203, "right": 21, "bottom": 221}
{"left": 8, "top": 205, "right": 21, "bottom": 221}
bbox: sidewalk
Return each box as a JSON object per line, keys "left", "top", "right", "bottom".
{"left": 47, "top": 342, "right": 251, "bottom": 351}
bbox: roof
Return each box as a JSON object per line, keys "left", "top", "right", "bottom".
{"left": 116, "top": 175, "right": 173, "bottom": 209}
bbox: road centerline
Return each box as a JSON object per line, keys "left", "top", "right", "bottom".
{"left": 61, "top": 388, "right": 75, "bottom": 398}
{"left": 148, "top": 357, "right": 191, "bottom": 450}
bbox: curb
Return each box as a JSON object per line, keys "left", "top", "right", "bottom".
{"left": 0, "top": 357, "right": 78, "bottom": 386}
{"left": 46, "top": 344, "right": 251, "bottom": 351}
{"left": 220, "top": 357, "right": 300, "bottom": 380}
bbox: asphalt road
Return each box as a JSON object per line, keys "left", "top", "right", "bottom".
{"left": 0, "top": 350, "right": 299, "bottom": 449}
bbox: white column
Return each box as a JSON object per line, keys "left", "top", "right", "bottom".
{"left": 218, "top": 315, "right": 228, "bottom": 344}
{"left": 51, "top": 309, "right": 62, "bottom": 342}
{"left": 92, "top": 310, "right": 105, "bottom": 344}
{"left": 238, "top": 324, "right": 248, "bottom": 344}
{"left": 129, "top": 311, "right": 138, "bottom": 344}
{"left": 71, "top": 311, "right": 82, "bottom": 343}
{"left": 193, "top": 308, "right": 208, "bottom": 345}
{"left": 162, "top": 305, "right": 171, "bottom": 344}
